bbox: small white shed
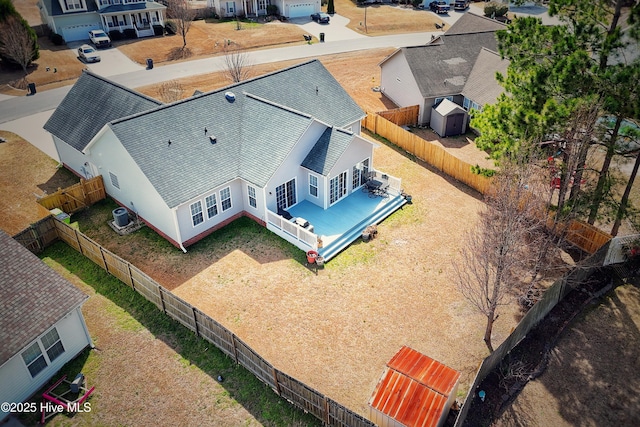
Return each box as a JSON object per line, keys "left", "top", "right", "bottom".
{"left": 0, "top": 231, "right": 92, "bottom": 422}
{"left": 430, "top": 99, "right": 468, "bottom": 137}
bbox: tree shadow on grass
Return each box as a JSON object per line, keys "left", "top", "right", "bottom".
{"left": 37, "top": 242, "right": 321, "bottom": 426}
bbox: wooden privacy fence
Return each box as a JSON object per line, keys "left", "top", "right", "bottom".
{"left": 454, "top": 243, "right": 611, "bottom": 426}
{"left": 376, "top": 105, "right": 419, "bottom": 127}
{"left": 363, "top": 112, "right": 613, "bottom": 254}
{"left": 16, "top": 217, "right": 375, "bottom": 427}
{"left": 362, "top": 112, "right": 492, "bottom": 194}
{"left": 37, "top": 176, "right": 106, "bottom": 214}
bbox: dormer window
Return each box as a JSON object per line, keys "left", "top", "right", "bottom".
{"left": 63, "top": 0, "right": 84, "bottom": 11}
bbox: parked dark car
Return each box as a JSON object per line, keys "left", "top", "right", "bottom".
{"left": 310, "top": 12, "right": 330, "bottom": 23}
{"left": 429, "top": 1, "right": 451, "bottom": 14}
{"left": 453, "top": 0, "right": 469, "bottom": 11}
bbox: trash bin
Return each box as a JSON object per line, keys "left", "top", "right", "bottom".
{"left": 146, "top": 58, "right": 154, "bottom": 69}
{"left": 28, "top": 82, "right": 36, "bottom": 95}
{"left": 320, "top": 32, "right": 325, "bottom": 42}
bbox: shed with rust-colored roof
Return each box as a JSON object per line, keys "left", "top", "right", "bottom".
{"left": 368, "top": 346, "right": 461, "bottom": 427}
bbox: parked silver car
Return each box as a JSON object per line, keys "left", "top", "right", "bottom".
{"left": 77, "top": 45, "right": 101, "bottom": 63}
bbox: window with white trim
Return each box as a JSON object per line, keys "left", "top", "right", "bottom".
{"left": 463, "top": 97, "right": 471, "bottom": 111}
{"left": 309, "top": 175, "right": 318, "bottom": 197}
{"left": 248, "top": 185, "right": 257, "bottom": 208}
{"left": 41, "top": 327, "right": 64, "bottom": 362}
{"left": 22, "top": 342, "right": 48, "bottom": 378}
{"left": 21, "top": 327, "right": 66, "bottom": 378}
{"left": 276, "top": 179, "right": 296, "bottom": 210}
{"left": 352, "top": 158, "right": 369, "bottom": 190}
{"left": 329, "top": 171, "right": 347, "bottom": 205}
{"left": 109, "top": 171, "right": 120, "bottom": 189}
{"left": 205, "top": 194, "right": 218, "bottom": 219}
{"left": 190, "top": 201, "right": 203, "bottom": 226}
{"left": 220, "top": 187, "right": 232, "bottom": 211}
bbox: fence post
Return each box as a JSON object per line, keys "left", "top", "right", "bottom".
{"left": 324, "top": 397, "right": 329, "bottom": 425}
{"left": 73, "top": 227, "right": 83, "bottom": 255}
{"left": 192, "top": 307, "right": 199, "bottom": 337}
{"left": 159, "top": 286, "right": 166, "bottom": 313}
{"left": 272, "top": 368, "right": 281, "bottom": 395}
{"left": 127, "top": 263, "right": 136, "bottom": 291}
{"left": 231, "top": 334, "right": 239, "bottom": 363}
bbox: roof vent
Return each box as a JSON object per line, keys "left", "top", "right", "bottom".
{"left": 209, "top": 135, "right": 217, "bottom": 144}
{"left": 225, "top": 92, "right": 236, "bottom": 103}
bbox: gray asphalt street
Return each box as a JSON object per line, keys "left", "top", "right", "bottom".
{"left": 0, "top": 4, "right": 558, "bottom": 159}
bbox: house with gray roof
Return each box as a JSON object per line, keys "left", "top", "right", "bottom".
{"left": 379, "top": 12, "right": 508, "bottom": 134}
{"left": 44, "top": 61, "right": 407, "bottom": 261}
{"left": 38, "top": 0, "right": 166, "bottom": 42}
{"left": 0, "top": 231, "right": 92, "bottom": 421}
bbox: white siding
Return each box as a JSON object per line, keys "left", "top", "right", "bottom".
{"left": 265, "top": 121, "right": 326, "bottom": 212}
{"left": 175, "top": 180, "right": 245, "bottom": 243}
{"left": 380, "top": 52, "right": 427, "bottom": 123}
{"left": 327, "top": 135, "right": 374, "bottom": 205}
{"left": 54, "top": 135, "right": 91, "bottom": 177}
{"left": 0, "top": 308, "right": 91, "bottom": 421}
{"left": 88, "top": 129, "right": 177, "bottom": 243}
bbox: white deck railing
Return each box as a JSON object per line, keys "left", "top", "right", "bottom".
{"left": 266, "top": 210, "right": 318, "bottom": 251}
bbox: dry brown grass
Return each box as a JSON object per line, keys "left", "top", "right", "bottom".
{"left": 0, "top": 131, "right": 78, "bottom": 234}
{"left": 332, "top": 0, "right": 441, "bottom": 36}
{"left": 116, "top": 19, "right": 309, "bottom": 66}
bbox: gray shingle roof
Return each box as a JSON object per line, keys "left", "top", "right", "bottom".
{"left": 462, "top": 48, "right": 509, "bottom": 107}
{"left": 39, "top": 0, "right": 99, "bottom": 17}
{"left": 0, "top": 231, "right": 88, "bottom": 366}
{"left": 219, "top": 59, "right": 365, "bottom": 128}
{"left": 48, "top": 60, "right": 364, "bottom": 209}
{"left": 44, "top": 71, "right": 162, "bottom": 152}
{"left": 110, "top": 91, "right": 316, "bottom": 208}
{"left": 446, "top": 11, "right": 507, "bottom": 36}
{"left": 301, "top": 127, "right": 354, "bottom": 175}
{"left": 401, "top": 32, "right": 500, "bottom": 99}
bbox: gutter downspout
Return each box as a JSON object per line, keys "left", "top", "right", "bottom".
{"left": 172, "top": 207, "right": 187, "bottom": 253}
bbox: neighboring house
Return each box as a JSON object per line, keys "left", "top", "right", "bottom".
{"left": 44, "top": 60, "right": 407, "bottom": 261}
{"left": 208, "top": 0, "right": 320, "bottom": 18}
{"left": 0, "top": 231, "right": 92, "bottom": 422}
{"left": 38, "top": 0, "right": 166, "bottom": 42}
{"left": 379, "top": 12, "right": 508, "bottom": 134}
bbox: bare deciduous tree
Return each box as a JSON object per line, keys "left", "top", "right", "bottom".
{"left": 158, "top": 80, "right": 185, "bottom": 103}
{"left": 455, "top": 159, "right": 550, "bottom": 352}
{"left": 223, "top": 46, "right": 252, "bottom": 83}
{"left": 0, "top": 15, "right": 36, "bottom": 76}
{"left": 166, "top": 0, "right": 195, "bottom": 50}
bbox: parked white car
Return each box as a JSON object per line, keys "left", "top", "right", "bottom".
{"left": 89, "top": 29, "right": 112, "bottom": 48}
{"left": 77, "top": 45, "right": 101, "bottom": 63}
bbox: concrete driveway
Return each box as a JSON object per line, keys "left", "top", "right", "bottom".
{"left": 293, "top": 14, "right": 367, "bottom": 42}
{"left": 67, "top": 41, "right": 144, "bottom": 77}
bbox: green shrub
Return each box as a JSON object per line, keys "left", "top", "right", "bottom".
{"left": 484, "top": 1, "right": 508, "bottom": 17}
{"left": 50, "top": 32, "right": 64, "bottom": 45}
{"left": 123, "top": 28, "right": 137, "bottom": 39}
{"left": 266, "top": 4, "right": 278, "bottom": 15}
{"left": 165, "top": 20, "right": 177, "bottom": 35}
{"left": 109, "top": 29, "right": 123, "bottom": 40}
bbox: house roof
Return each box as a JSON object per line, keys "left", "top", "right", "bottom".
{"left": 46, "top": 61, "right": 365, "bottom": 209}
{"left": 43, "top": 71, "right": 162, "bottom": 152}
{"left": 109, "top": 90, "right": 317, "bottom": 208}
{"left": 39, "top": 0, "right": 99, "bottom": 17}
{"left": 0, "top": 231, "right": 88, "bottom": 366}
{"left": 462, "top": 48, "right": 509, "bottom": 107}
{"left": 445, "top": 11, "right": 507, "bottom": 36}
{"left": 399, "top": 32, "right": 500, "bottom": 99}
{"left": 301, "top": 127, "right": 355, "bottom": 175}
{"left": 369, "top": 346, "right": 461, "bottom": 427}
{"left": 100, "top": 2, "right": 165, "bottom": 14}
